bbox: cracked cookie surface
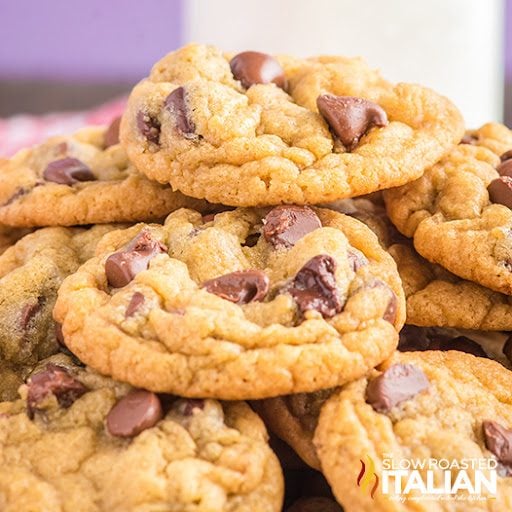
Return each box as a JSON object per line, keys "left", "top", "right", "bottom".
{"left": 0, "top": 123, "right": 212, "bottom": 227}
{"left": 384, "top": 123, "right": 512, "bottom": 295}
{"left": 120, "top": 43, "right": 463, "bottom": 206}
{"left": 54, "top": 206, "right": 404, "bottom": 399}
{"left": 0, "top": 354, "right": 283, "bottom": 512}
{"left": 314, "top": 351, "right": 512, "bottom": 511}
{"left": 0, "top": 225, "right": 117, "bottom": 400}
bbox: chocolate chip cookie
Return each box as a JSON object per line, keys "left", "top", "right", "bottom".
{"left": 0, "top": 121, "right": 212, "bottom": 227}
{"left": 120, "top": 43, "right": 463, "bottom": 206}
{"left": 54, "top": 206, "right": 405, "bottom": 399}
{"left": 0, "top": 354, "right": 283, "bottom": 511}
{"left": 0, "top": 224, "right": 117, "bottom": 400}
{"left": 384, "top": 123, "right": 512, "bottom": 295}
{"left": 314, "top": 350, "right": 512, "bottom": 511}
{"left": 391, "top": 242, "right": 512, "bottom": 330}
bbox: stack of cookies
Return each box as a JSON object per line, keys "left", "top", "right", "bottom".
{"left": 1, "top": 43, "right": 512, "bottom": 511}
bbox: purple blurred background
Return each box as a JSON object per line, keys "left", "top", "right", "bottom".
{"left": 0, "top": 0, "right": 510, "bottom": 124}
{"left": 0, "top": 0, "right": 182, "bottom": 81}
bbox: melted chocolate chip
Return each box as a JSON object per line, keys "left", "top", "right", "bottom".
{"left": 230, "top": 51, "right": 286, "bottom": 89}
{"left": 347, "top": 249, "right": 369, "bottom": 272}
{"left": 27, "top": 364, "right": 88, "bottom": 416}
{"left": 483, "top": 420, "right": 512, "bottom": 466}
{"left": 125, "top": 292, "right": 146, "bottom": 318}
{"left": 460, "top": 133, "right": 478, "bottom": 145}
{"left": 104, "top": 116, "right": 121, "bottom": 148}
{"left": 286, "top": 497, "right": 342, "bottom": 512}
{"left": 19, "top": 298, "right": 43, "bottom": 330}
{"left": 317, "top": 95, "right": 388, "bottom": 151}
{"left": 366, "top": 363, "right": 429, "bottom": 413}
{"left": 263, "top": 205, "right": 322, "bottom": 249}
{"left": 288, "top": 255, "right": 343, "bottom": 319}
{"left": 106, "top": 389, "right": 163, "bottom": 437}
{"left": 501, "top": 150, "right": 512, "bottom": 162}
{"left": 164, "top": 87, "right": 195, "bottom": 137}
{"left": 55, "top": 323, "right": 65, "bottom": 347}
{"left": 203, "top": 270, "right": 269, "bottom": 304}
{"left": 174, "top": 398, "right": 205, "bottom": 416}
{"left": 136, "top": 111, "right": 161, "bottom": 144}
{"left": 43, "top": 157, "right": 96, "bottom": 185}
{"left": 497, "top": 160, "right": 512, "bottom": 178}
{"left": 488, "top": 177, "right": 512, "bottom": 208}
{"left": 105, "top": 230, "right": 167, "bottom": 288}
{"left": 365, "top": 280, "right": 398, "bottom": 324}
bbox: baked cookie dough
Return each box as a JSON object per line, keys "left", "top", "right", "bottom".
{"left": 54, "top": 206, "right": 404, "bottom": 399}
{"left": 0, "top": 354, "right": 283, "bottom": 512}
{"left": 384, "top": 123, "right": 512, "bottom": 295}
{"left": 0, "top": 120, "right": 212, "bottom": 227}
{"left": 314, "top": 351, "right": 512, "bottom": 511}
{"left": 120, "top": 43, "right": 463, "bottom": 206}
{"left": 0, "top": 225, "right": 117, "bottom": 400}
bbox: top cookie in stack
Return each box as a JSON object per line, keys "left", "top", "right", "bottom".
{"left": 120, "top": 43, "right": 464, "bottom": 206}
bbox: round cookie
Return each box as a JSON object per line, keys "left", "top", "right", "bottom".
{"left": 54, "top": 205, "right": 405, "bottom": 399}
{"left": 390, "top": 242, "right": 512, "bottom": 330}
{"left": 384, "top": 123, "right": 512, "bottom": 295}
{"left": 0, "top": 120, "right": 213, "bottom": 227}
{"left": 120, "top": 43, "right": 463, "bottom": 206}
{"left": 0, "top": 354, "right": 283, "bottom": 512}
{"left": 314, "top": 351, "right": 512, "bottom": 511}
{"left": 0, "top": 224, "right": 117, "bottom": 399}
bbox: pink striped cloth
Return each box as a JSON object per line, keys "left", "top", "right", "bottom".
{"left": 0, "top": 97, "right": 127, "bottom": 158}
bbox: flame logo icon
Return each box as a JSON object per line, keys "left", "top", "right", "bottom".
{"left": 357, "top": 455, "right": 379, "bottom": 499}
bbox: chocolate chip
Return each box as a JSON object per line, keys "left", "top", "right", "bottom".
{"left": 263, "top": 206, "right": 322, "bottom": 249}
{"left": 19, "top": 299, "right": 42, "bottom": 330}
{"left": 286, "top": 497, "right": 342, "bottom": 512}
{"left": 365, "top": 280, "right": 398, "bottom": 324}
{"left": 243, "top": 233, "right": 260, "bottom": 247}
{"left": 203, "top": 270, "right": 269, "bottom": 304}
{"left": 460, "top": 133, "right": 478, "bottom": 145}
{"left": 288, "top": 255, "right": 343, "bottom": 319}
{"left": 27, "top": 364, "right": 88, "bottom": 416}
{"left": 201, "top": 213, "right": 216, "bottom": 223}
{"left": 230, "top": 51, "right": 286, "bottom": 90}
{"left": 43, "top": 157, "right": 96, "bottom": 185}
{"left": 483, "top": 420, "right": 512, "bottom": 466}
{"left": 501, "top": 150, "right": 512, "bottom": 162}
{"left": 488, "top": 177, "right": 512, "bottom": 208}
{"left": 317, "top": 95, "right": 388, "bottom": 151}
{"left": 347, "top": 249, "right": 368, "bottom": 272}
{"left": 164, "top": 87, "right": 195, "bottom": 137}
{"left": 497, "top": 160, "right": 512, "bottom": 178}
{"left": 106, "top": 389, "right": 163, "bottom": 437}
{"left": 503, "top": 335, "right": 512, "bottom": 364}
{"left": 125, "top": 292, "right": 145, "bottom": 318}
{"left": 55, "top": 323, "right": 65, "bottom": 347}
{"left": 366, "top": 363, "right": 429, "bottom": 413}
{"left": 136, "top": 111, "right": 161, "bottom": 144}
{"left": 105, "top": 230, "right": 167, "bottom": 288}
{"left": 174, "top": 398, "right": 205, "bottom": 416}
{"left": 104, "top": 116, "right": 121, "bottom": 148}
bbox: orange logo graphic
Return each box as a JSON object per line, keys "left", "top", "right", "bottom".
{"left": 357, "top": 455, "right": 379, "bottom": 499}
